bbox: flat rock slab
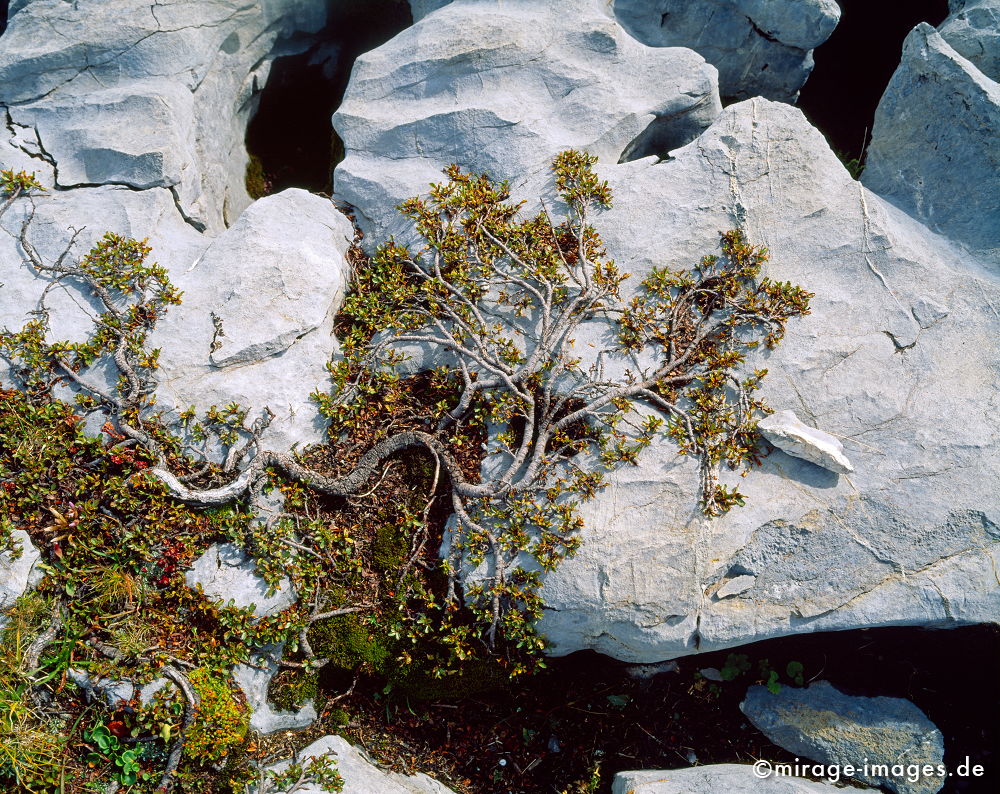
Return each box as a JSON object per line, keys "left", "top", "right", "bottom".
{"left": 232, "top": 644, "right": 317, "bottom": 735}
{"left": 741, "top": 681, "right": 945, "bottom": 794}
{"left": 185, "top": 543, "right": 295, "bottom": 619}
{"left": 612, "top": 764, "right": 875, "bottom": 793}
{"left": 0, "top": 530, "right": 43, "bottom": 627}
{"left": 261, "top": 735, "right": 455, "bottom": 794}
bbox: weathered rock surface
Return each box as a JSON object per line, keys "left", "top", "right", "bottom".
{"left": 333, "top": 0, "right": 722, "bottom": 248}
{"left": 334, "top": 1, "right": 1000, "bottom": 663}
{"left": 67, "top": 669, "right": 136, "bottom": 708}
{"left": 150, "top": 189, "right": 354, "bottom": 454}
{"left": 532, "top": 99, "right": 1000, "bottom": 661}
{"left": 260, "top": 735, "right": 456, "bottom": 794}
{"left": 863, "top": 23, "right": 1000, "bottom": 262}
{"left": 741, "top": 681, "right": 945, "bottom": 794}
{"left": 0, "top": 0, "right": 327, "bottom": 232}
{"left": 611, "top": 0, "right": 840, "bottom": 101}
{"left": 939, "top": 0, "right": 1000, "bottom": 81}
{"left": 233, "top": 644, "right": 317, "bottom": 735}
{"left": 0, "top": 187, "right": 206, "bottom": 378}
{"left": 0, "top": 187, "right": 350, "bottom": 455}
{"left": 0, "top": 0, "right": 357, "bottom": 458}
{"left": 757, "top": 410, "right": 853, "bottom": 474}
{"left": 612, "top": 764, "right": 875, "bottom": 793}
{"left": 401, "top": 0, "right": 838, "bottom": 103}
{"left": 185, "top": 543, "right": 295, "bottom": 619}
{"left": 0, "top": 529, "right": 43, "bottom": 626}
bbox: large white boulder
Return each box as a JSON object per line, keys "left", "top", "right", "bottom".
{"left": 863, "top": 23, "right": 1000, "bottom": 262}
{"left": 533, "top": 99, "right": 1000, "bottom": 661}
{"left": 0, "top": 0, "right": 328, "bottom": 232}
{"left": 611, "top": 0, "right": 840, "bottom": 101}
{"left": 150, "top": 189, "right": 355, "bottom": 454}
{"left": 404, "top": 0, "right": 839, "bottom": 102}
{"left": 0, "top": 188, "right": 352, "bottom": 455}
{"left": 329, "top": 0, "right": 999, "bottom": 662}
{"left": 333, "top": 0, "right": 722, "bottom": 249}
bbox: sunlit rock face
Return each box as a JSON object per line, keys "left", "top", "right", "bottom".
{"left": 334, "top": 1, "right": 998, "bottom": 661}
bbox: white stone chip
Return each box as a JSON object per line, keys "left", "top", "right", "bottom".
{"left": 757, "top": 410, "right": 854, "bottom": 474}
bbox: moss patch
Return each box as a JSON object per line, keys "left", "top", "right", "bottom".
{"left": 371, "top": 520, "right": 409, "bottom": 573}
{"left": 268, "top": 667, "right": 320, "bottom": 712}
{"left": 393, "top": 657, "right": 508, "bottom": 702}
{"left": 309, "top": 613, "right": 393, "bottom": 674}
{"left": 245, "top": 153, "right": 270, "bottom": 199}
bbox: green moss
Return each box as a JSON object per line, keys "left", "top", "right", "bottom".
{"left": 328, "top": 707, "right": 350, "bottom": 728}
{"left": 245, "top": 153, "right": 269, "bottom": 199}
{"left": 268, "top": 668, "right": 319, "bottom": 712}
{"left": 309, "top": 613, "right": 392, "bottom": 674}
{"left": 392, "top": 657, "right": 508, "bottom": 701}
{"left": 371, "top": 521, "right": 409, "bottom": 573}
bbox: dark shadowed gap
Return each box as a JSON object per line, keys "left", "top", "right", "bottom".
{"left": 0, "top": 0, "right": 9, "bottom": 36}
{"left": 318, "top": 624, "right": 998, "bottom": 793}
{"left": 244, "top": 0, "right": 412, "bottom": 197}
{"left": 798, "top": 0, "right": 949, "bottom": 170}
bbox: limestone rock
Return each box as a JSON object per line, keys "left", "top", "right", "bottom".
{"left": 939, "top": 0, "right": 1000, "bottom": 81}
{"left": 408, "top": 0, "right": 450, "bottom": 21}
{"left": 757, "top": 410, "right": 853, "bottom": 474}
{"left": 531, "top": 100, "right": 1000, "bottom": 661}
{"left": 12, "top": 82, "right": 199, "bottom": 195}
{"left": 863, "top": 23, "right": 1000, "bottom": 262}
{"left": 0, "top": 187, "right": 206, "bottom": 392}
{"left": 334, "top": 1, "right": 1000, "bottom": 663}
{"left": 0, "top": 187, "right": 348, "bottom": 456}
{"left": 612, "top": 764, "right": 875, "bottom": 793}
{"left": 741, "top": 681, "right": 945, "bottom": 794}
{"left": 259, "top": 735, "right": 456, "bottom": 794}
{"left": 333, "top": 0, "right": 721, "bottom": 249}
{"left": 611, "top": 0, "right": 840, "bottom": 101}
{"left": 150, "top": 189, "right": 355, "bottom": 454}
{"left": 0, "top": 530, "right": 43, "bottom": 626}
{"left": 0, "top": 0, "right": 328, "bottom": 232}
{"left": 232, "top": 644, "right": 316, "bottom": 735}
{"left": 185, "top": 543, "right": 295, "bottom": 619}
{"left": 67, "top": 669, "right": 135, "bottom": 708}
{"left": 715, "top": 574, "right": 757, "bottom": 599}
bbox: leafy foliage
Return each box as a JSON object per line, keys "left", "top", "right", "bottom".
{"left": 83, "top": 724, "right": 149, "bottom": 786}
{"left": 253, "top": 751, "right": 343, "bottom": 794}
{"left": 184, "top": 668, "right": 249, "bottom": 763}
{"left": 0, "top": 149, "right": 811, "bottom": 791}
{"left": 310, "top": 149, "right": 811, "bottom": 670}
{"left": 0, "top": 169, "right": 44, "bottom": 197}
